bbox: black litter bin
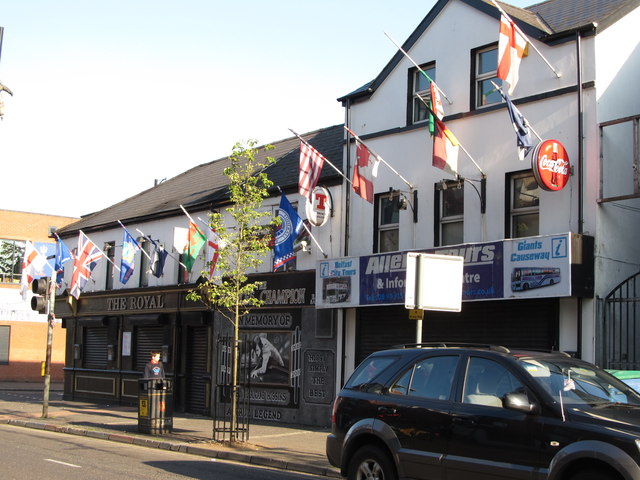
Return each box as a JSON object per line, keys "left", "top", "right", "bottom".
{"left": 138, "top": 378, "right": 173, "bottom": 434}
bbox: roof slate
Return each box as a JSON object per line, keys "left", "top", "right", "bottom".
{"left": 57, "top": 124, "right": 344, "bottom": 236}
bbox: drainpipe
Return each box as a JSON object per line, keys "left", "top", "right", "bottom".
{"left": 340, "top": 99, "right": 352, "bottom": 387}
{"left": 576, "top": 30, "right": 584, "bottom": 358}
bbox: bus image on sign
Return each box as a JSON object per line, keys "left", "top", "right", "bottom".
{"left": 511, "top": 267, "right": 561, "bottom": 291}
{"left": 323, "top": 278, "right": 351, "bottom": 304}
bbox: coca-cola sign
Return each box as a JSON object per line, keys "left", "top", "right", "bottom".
{"left": 532, "top": 139, "right": 570, "bottom": 191}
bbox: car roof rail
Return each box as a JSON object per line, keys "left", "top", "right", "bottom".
{"left": 391, "top": 342, "right": 511, "bottom": 353}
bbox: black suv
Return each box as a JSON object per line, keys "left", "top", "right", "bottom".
{"left": 326, "top": 344, "right": 640, "bottom": 480}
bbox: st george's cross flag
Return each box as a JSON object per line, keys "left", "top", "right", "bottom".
{"left": 497, "top": 14, "right": 528, "bottom": 95}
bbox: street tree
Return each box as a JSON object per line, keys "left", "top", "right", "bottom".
{"left": 187, "top": 139, "right": 279, "bottom": 442}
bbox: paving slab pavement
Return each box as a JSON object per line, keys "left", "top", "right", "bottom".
{"left": 0, "top": 382, "right": 340, "bottom": 478}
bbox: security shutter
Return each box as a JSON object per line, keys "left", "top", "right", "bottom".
{"left": 134, "top": 326, "right": 165, "bottom": 372}
{"left": 186, "top": 326, "right": 210, "bottom": 414}
{"left": 84, "top": 326, "right": 108, "bottom": 369}
{"left": 0, "top": 326, "right": 10, "bottom": 364}
{"left": 356, "top": 299, "right": 558, "bottom": 365}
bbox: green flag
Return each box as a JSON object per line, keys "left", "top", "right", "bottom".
{"left": 184, "top": 220, "right": 207, "bottom": 272}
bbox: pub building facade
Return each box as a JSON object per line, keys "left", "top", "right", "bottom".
{"left": 54, "top": 125, "right": 346, "bottom": 426}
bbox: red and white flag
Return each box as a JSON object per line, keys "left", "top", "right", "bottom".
{"left": 352, "top": 141, "right": 380, "bottom": 204}
{"left": 205, "top": 226, "right": 224, "bottom": 277}
{"left": 497, "top": 14, "right": 528, "bottom": 95}
{"left": 20, "top": 241, "right": 49, "bottom": 300}
{"left": 430, "top": 82, "right": 444, "bottom": 120}
{"left": 432, "top": 118, "right": 459, "bottom": 176}
{"left": 299, "top": 141, "right": 326, "bottom": 199}
{"left": 69, "top": 231, "right": 103, "bottom": 300}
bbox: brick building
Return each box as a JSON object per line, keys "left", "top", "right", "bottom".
{"left": 0, "top": 209, "right": 78, "bottom": 381}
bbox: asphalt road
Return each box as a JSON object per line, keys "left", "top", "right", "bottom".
{"left": 0, "top": 424, "right": 327, "bottom": 480}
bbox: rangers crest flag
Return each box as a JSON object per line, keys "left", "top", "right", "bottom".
{"left": 69, "top": 231, "right": 103, "bottom": 300}
{"left": 273, "top": 193, "right": 304, "bottom": 271}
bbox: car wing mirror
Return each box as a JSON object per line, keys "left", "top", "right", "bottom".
{"left": 503, "top": 392, "right": 539, "bottom": 414}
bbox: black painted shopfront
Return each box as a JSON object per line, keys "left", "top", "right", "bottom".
{"left": 56, "top": 270, "right": 338, "bottom": 426}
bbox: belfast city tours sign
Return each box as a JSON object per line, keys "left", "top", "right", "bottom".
{"left": 532, "top": 139, "right": 570, "bottom": 191}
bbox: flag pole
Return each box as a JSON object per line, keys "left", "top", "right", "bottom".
{"left": 384, "top": 31, "right": 453, "bottom": 105}
{"left": 492, "top": 0, "right": 561, "bottom": 78}
{"left": 79, "top": 230, "right": 121, "bottom": 271}
{"left": 135, "top": 228, "right": 188, "bottom": 270}
{"left": 490, "top": 81, "right": 543, "bottom": 142}
{"left": 117, "top": 220, "right": 151, "bottom": 260}
{"left": 276, "top": 186, "right": 328, "bottom": 258}
{"left": 417, "top": 96, "right": 485, "bottom": 176}
{"left": 288, "top": 128, "right": 354, "bottom": 187}
{"left": 344, "top": 127, "right": 414, "bottom": 190}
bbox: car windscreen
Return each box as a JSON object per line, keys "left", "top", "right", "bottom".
{"left": 345, "top": 355, "right": 398, "bottom": 390}
{"left": 519, "top": 357, "right": 640, "bottom": 407}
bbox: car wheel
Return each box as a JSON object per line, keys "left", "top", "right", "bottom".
{"left": 347, "top": 445, "right": 397, "bottom": 480}
{"left": 569, "top": 468, "right": 618, "bottom": 480}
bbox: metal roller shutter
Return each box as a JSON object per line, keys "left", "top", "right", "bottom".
{"left": 356, "top": 299, "right": 558, "bottom": 365}
{"left": 84, "top": 326, "right": 108, "bottom": 369}
{"left": 186, "top": 326, "right": 210, "bottom": 414}
{"left": 134, "top": 326, "right": 165, "bottom": 372}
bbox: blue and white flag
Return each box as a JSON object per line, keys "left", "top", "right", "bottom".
{"left": 54, "top": 236, "right": 72, "bottom": 287}
{"left": 120, "top": 228, "right": 141, "bottom": 284}
{"left": 273, "top": 193, "right": 304, "bottom": 271}
{"left": 494, "top": 82, "right": 534, "bottom": 160}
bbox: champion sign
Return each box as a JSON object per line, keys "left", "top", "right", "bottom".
{"left": 532, "top": 139, "right": 570, "bottom": 191}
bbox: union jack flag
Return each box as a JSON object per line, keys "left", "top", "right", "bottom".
{"left": 69, "top": 231, "right": 103, "bottom": 300}
{"left": 298, "top": 141, "right": 326, "bottom": 199}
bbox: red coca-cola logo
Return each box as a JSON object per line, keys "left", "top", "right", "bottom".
{"left": 532, "top": 140, "right": 570, "bottom": 191}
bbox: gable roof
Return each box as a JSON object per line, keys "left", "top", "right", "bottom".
{"left": 338, "top": 0, "right": 637, "bottom": 104}
{"left": 57, "top": 124, "right": 344, "bottom": 236}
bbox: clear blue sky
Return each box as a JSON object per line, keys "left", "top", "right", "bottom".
{"left": 0, "top": 0, "right": 532, "bottom": 218}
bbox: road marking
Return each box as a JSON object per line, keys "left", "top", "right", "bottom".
{"left": 45, "top": 458, "right": 81, "bottom": 468}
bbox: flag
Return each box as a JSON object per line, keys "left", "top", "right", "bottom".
{"left": 498, "top": 87, "right": 534, "bottom": 160}
{"left": 69, "top": 231, "right": 102, "bottom": 300}
{"left": 352, "top": 141, "right": 380, "bottom": 203}
{"left": 273, "top": 193, "right": 304, "bottom": 271}
{"left": 173, "top": 226, "right": 188, "bottom": 253}
{"left": 204, "top": 226, "right": 223, "bottom": 277}
{"left": 20, "top": 241, "right": 49, "bottom": 300}
{"left": 432, "top": 118, "right": 460, "bottom": 176}
{"left": 54, "top": 236, "right": 72, "bottom": 287}
{"left": 497, "top": 14, "right": 528, "bottom": 95}
{"left": 120, "top": 228, "right": 141, "bottom": 284}
{"left": 183, "top": 220, "right": 207, "bottom": 272}
{"left": 147, "top": 236, "right": 168, "bottom": 278}
{"left": 299, "top": 141, "right": 326, "bottom": 199}
{"left": 428, "top": 82, "right": 445, "bottom": 136}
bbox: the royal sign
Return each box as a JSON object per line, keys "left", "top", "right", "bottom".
{"left": 305, "top": 186, "right": 331, "bottom": 227}
{"left": 532, "top": 139, "right": 570, "bottom": 191}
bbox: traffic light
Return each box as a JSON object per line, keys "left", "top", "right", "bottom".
{"left": 31, "top": 277, "right": 51, "bottom": 314}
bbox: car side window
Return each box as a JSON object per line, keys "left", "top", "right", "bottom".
{"left": 390, "top": 355, "right": 459, "bottom": 400}
{"left": 463, "top": 357, "right": 524, "bottom": 408}
{"left": 346, "top": 356, "right": 397, "bottom": 389}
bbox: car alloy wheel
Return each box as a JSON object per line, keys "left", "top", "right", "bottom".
{"left": 347, "top": 445, "right": 397, "bottom": 480}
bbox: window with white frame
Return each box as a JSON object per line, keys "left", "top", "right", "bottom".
{"left": 0, "top": 239, "right": 25, "bottom": 284}
{"left": 474, "top": 45, "right": 502, "bottom": 108}
{"left": 600, "top": 115, "right": 640, "bottom": 201}
{"left": 410, "top": 63, "right": 436, "bottom": 124}
{"left": 509, "top": 171, "right": 539, "bottom": 238}
{"left": 375, "top": 193, "right": 400, "bottom": 253}
{"left": 0, "top": 325, "right": 9, "bottom": 364}
{"left": 437, "top": 181, "right": 464, "bottom": 246}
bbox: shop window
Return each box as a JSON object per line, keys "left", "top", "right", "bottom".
{"left": 473, "top": 45, "right": 502, "bottom": 109}
{"left": 435, "top": 180, "right": 464, "bottom": 246}
{"left": 0, "top": 239, "right": 25, "bottom": 284}
{"left": 374, "top": 192, "right": 400, "bottom": 253}
{"left": 508, "top": 171, "right": 539, "bottom": 238}
{"left": 0, "top": 326, "right": 10, "bottom": 364}
{"left": 104, "top": 241, "right": 115, "bottom": 290}
{"left": 409, "top": 63, "right": 436, "bottom": 125}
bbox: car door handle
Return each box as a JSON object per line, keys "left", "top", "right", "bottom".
{"left": 452, "top": 417, "right": 477, "bottom": 426}
{"left": 378, "top": 406, "right": 397, "bottom": 415}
